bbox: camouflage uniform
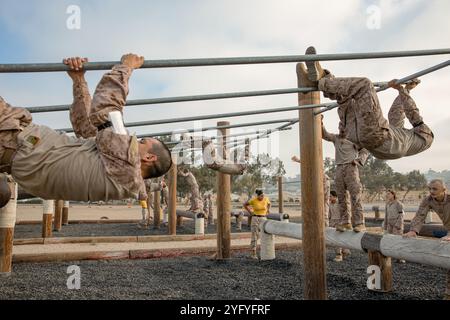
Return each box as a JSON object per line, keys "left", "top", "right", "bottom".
{"left": 318, "top": 76, "right": 433, "bottom": 159}
{"left": 179, "top": 170, "right": 203, "bottom": 212}
{"left": 0, "top": 64, "right": 145, "bottom": 201}
{"left": 250, "top": 216, "right": 267, "bottom": 251}
{"left": 329, "top": 201, "right": 351, "bottom": 256}
{"left": 323, "top": 174, "right": 330, "bottom": 227}
{"left": 208, "top": 195, "right": 214, "bottom": 225}
{"left": 323, "top": 125, "right": 369, "bottom": 227}
{"left": 383, "top": 199, "right": 404, "bottom": 235}
{"left": 409, "top": 193, "right": 450, "bottom": 299}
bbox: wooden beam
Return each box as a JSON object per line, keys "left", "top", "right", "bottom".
{"left": 368, "top": 250, "right": 393, "bottom": 292}
{"left": 168, "top": 155, "right": 177, "bottom": 235}
{"left": 62, "top": 201, "right": 69, "bottom": 225}
{"left": 41, "top": 200, "right": 54, "bottom": 238}
{"left": 53, "top": 200, "right": 63, "bottom": 232}
{"left": 0, "top": 179, "right": 17, "bottom": 276}
{"left": 216, "top": 121, "right": 231, "bottom": 259}
{"left": 297, "top": 50, "right": 327, "bottom": 299}
{"left": 153, "top": 190, "right": 161, "bottom": 229}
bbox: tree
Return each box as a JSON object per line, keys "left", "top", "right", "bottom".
{"left": 402, "top": 170, "right": 427, "bottom": 201}
{"left": 231, "top": 154, "right": 285, "bottom": 198}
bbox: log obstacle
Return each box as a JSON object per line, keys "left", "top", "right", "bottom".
{"left": 41, "top": 200, "right": 54, "bottom": 238}
{"left": 230, "top": 211, "right": 289, "bottom": 227}
{"left": 62, "top": 201, "right": 69, "bottom": 225}
{"left": 53, "top": 199, "right": 63, "bottom": 232}
{"left": 168, "top": 155, "right": 177, "bottom": 235}
{"left": 260, "top": 220, "right": 450, "bottom": 292}
{"left": 0, "top": 178, "right": 17, "bottom": 276}
{"left": 297, "top": 50, "right": 327, "bottom": 299}
{"left": 216, "top": 121, "right": 231, "bottom": 259}
{"left": 176, "top": 210, "right": 205, "bottom": 235}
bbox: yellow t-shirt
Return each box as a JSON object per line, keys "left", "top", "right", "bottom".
{"left": 248, "top": 197, "right": 271, "bottom": 216}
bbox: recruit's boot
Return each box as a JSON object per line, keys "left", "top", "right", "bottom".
{"left": 305, "top": 46, "right": 326, "bottom": 82}
{"left": 336, "top": 223, "right": 353, "bottom": 232}
{"left": 353, "top": 224, "right": 366, "bottom": 233}
{"left": 251, "top": 249, "right": 258, "bottom": 260}
{"left": 405, "top": 78, "right": 421, "bottom": 91}
{"left": 342, "top": 249, "right": 351, "bottom": 259}
{"left": 333, "top": 254, "right": 343, "bottom": 262}
{"left": 0, "top": 173, "right": 11, "bottom": 208}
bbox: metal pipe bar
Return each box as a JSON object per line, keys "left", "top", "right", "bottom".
{"left": 2, "top": 49, "right": 450, "bottom": 73}
{"left": 137, "top": 118, "right": 297, "bottom": 138}
{"left": 166, "top": 127, "right": 292, "bottom": 146}
{"left": 59, "top": 102, "right": 330, "bottom": 133}
{"left": 315, "top": 59, "right": 450, "bottom": 115}
{"left": 26, "top": 87, "right": 317, "bottom": 113}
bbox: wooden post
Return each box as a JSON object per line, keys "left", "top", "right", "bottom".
{"left": 153, "top": 190, "right": 161, "bottom": 229}
{"left": 297, "top": 51, "right": 327, "bottom": 299}
{"left": 278, "top": 176, "right": 284, "bottom": 214}
{"left": 42, "top": 200, "right": 54, "bottom": 238}
{"left": 0, "top": 179, "right": 17, "bottom": 276}
{"left": 373, "top": 205, "right": 380, "bottom": 220}
{"left": 53, "top": 200, "right": 63, "bottom": 232}
{"left": 216, "top": 121, "right": 231, "bottom": 259}
{"left": 62, "top": 201, "right": 69, "bottom": 225}
{"left": 168, "top": 155, "right": 177, "bottom": 235}
{"left": 368, "top": 250, "right": 393, "bottom": 292}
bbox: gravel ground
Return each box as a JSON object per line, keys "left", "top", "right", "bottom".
{"left": 0, "top": 249, "right": 446, "bottom": 300}
{"left": 14, "top": 217, "right": 382, "bottom": 239}
{"left": 13, "top": 219, "right": 250, "bottom": 239}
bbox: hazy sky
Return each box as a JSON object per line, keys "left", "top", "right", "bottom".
{"left": 0, "top": 0, "right": 449, "bottom": 177}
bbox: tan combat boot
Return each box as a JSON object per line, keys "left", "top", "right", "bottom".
{"left": 336, "top": 223, "right": 353, "bottom": 232}
{"left": 353, "top": 224, "right": 366, "bottom": 233}
{"left": 333, "top": 254, "right": 343, "bottom": 262}
{"left": 305, "top": 46, "right": 327, "bottom": 82}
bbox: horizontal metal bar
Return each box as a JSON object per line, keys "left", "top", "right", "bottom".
{"left": 27, "top": 87, "right": 316, "bottom": 113}
{"left": 2, "top": 49, "right": 450, "bottom": 73}
{"left": 166, "top": 127, "right": 292, "bottom": 146}
{"left": 315, "top": 59, "right": 450, "bottom": 115}
{"left": 59, "top": 102, "right": 331, "bottom": 133}
{"left": 138, "top": 118, "right": 297, "bottom": 138}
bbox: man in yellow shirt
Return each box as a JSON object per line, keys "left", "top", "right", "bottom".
{"left": 244, "top": 189, "right": 271, "bottom": 259}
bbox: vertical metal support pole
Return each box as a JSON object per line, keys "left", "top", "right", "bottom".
{"left": 297, "top": 53, "right": 327, "bottom": 299}
{"left": 216, "top": 121, "right": 231, "bottom": 259}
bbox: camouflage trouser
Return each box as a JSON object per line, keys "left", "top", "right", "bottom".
{"left": 70, "top": 65, "right": 143, "bottom": 193}
{"left": 388, "top": 88, "right": 434, "bottom": 148}
{"left": 0, "top": 98, "right": 32, "bottom": 173}
{"left": 386, "top": 216, "right": 404, "bottom": 235}
{"left": 335, "top": 163, "right": 364, "bottom": 226}
{"left": 324, "top": 176, "right": 330, "bottom": 227}
{"left": 319, "top": 77, "right": 389, "bottom": 150}
{"left": 250, "top": 216, "right": 267, "bottom": 250}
